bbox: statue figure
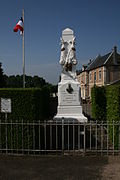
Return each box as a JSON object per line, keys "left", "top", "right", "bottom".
{"left": 59, "top": 38, "right": 66, "bottom": 65}
{"left": 59, "top": 36, "right": 77, "bottom": 72}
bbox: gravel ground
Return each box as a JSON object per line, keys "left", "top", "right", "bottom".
{"left": 0, "top": 155, "right": 120, "bottom": 180}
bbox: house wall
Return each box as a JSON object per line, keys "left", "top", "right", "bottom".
{"left": 77, "top": 66, "right": 108, "bottom": 99}
{"left": 107, "top": 66, "right": 120, "bottom": 83}
{"left": 77, "top": 71, "right": 89, "bottom": 99}
{"left": 77, "top": 53, "right": 120, "bottom": 99}
{"left": 88, "top": 66, "right": 105, "bottom": 97}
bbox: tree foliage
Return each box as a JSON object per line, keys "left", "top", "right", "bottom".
{"left": 0, "top": 63, "right": 6, "bottom": 87}
{"left": 4, "top": 74, "right": 58, "bottom": 93}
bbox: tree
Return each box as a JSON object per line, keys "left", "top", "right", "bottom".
{"left": 5, "top": 75, "right": 23, "bottom": 88}
{"left": 0, "top": 63, "right": 6, "bottom": 87}
{"left": 32, "top": 75, "right": 46, "bottom": 88}
{"left": 4, "top": 74, "right": 58, "bottom": 93}
{"left": 4, "top": 75, "right": 52, "bottom": 88}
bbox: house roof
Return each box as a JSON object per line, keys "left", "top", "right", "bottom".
{"left": 109, "top": 79, "right": 120, "bottom": 85}
{"left": 86, "top": 53, "right": 111, "bottom": 71}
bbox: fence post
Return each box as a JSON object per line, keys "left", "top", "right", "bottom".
{"left": 62, "top": 118, "right": 64, "bottom": 152}
{"left": 101, "top": 121, "right": 103, "bottom": 156}
{"left": 0, "top": 119, "right": 1, "bottom": 152}
{"left": 22, "top": 119, "right": 24, "bottom": 154}
{"left": 33, "top": 120, "right": 35, "bottom": 155}
{"left": 113, "top": 120, "right": 114, "bottom": 155}
{"left": 78, "top": 122, "right": 80, "bottom": 150}
{"left": 44, "top": 120, "right": 47, "bottom": 153}
{"left": 27, "top": 121, "right": 29, "bottom": 155}
{"left": 68, "top": 121, "right": 69, "bottom": 151}
{"left": 16, "top": 119, "right": 18, "bottom": 154}
{"left": 90, "top": 120, "right": 91, "bottom": 150}
{"left": 95, "top": 120, "right": 97, "bottom": 152}
{"left": 56, "top": 121, "right": 58, "bottom": 153}
{"left": 39, "top": 120, "right": 41, "bottom": 152}
{"left": 119, "top": 122, "right": 120, "bottom": 154}
{"left": 73, "top": 121, "right": 75, "bottom": 152}
{"left": 84, "top": 123, "right": 86, "bottom": 155}
{"left": 5, "top": 113, "right": 8, "bottom": 154}
{"left": 107, "top": 121, "right": 109, "bottom": 156}
{"left": 50, "top": 122, "right": 52, "bottom": 150}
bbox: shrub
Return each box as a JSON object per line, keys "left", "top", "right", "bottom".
{"left": 91, "top": 86, "right": 106, "bottom": 121}
{"left": 106, "top": 85, "right": 120, "bottom": 149}
{"left": 91, "top": 85, "right": 120, "bottom": 149}
{"left": 0, "top": 88, "right": 50, "bottom": 150}
{"left": 0, "top": 88, "right": 50, "bottom": 121}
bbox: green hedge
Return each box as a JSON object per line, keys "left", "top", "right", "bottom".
{"left": 0, "top": 88, "right": 50, "bottom": 150}
{"left": 91, "top": 86, "right": 106, "bottom": 121}
{"left": 0, "top": 88, "right": 50, "bottom": 121}
{"left": 106, "top": 85, "right": 120, "bottom": 122}
{"left": 91, "top": 85, "right": 120, "bottom": 149}
{"left": 106, "top": 85, "right": 120, "bottom": 149}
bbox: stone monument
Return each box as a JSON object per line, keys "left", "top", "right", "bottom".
{"left": 54, "top": 28, "right": 87, "bottom": 122}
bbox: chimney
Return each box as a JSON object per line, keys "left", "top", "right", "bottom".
{"left": 113, "top": 46, "right": 117, "bottom": 64}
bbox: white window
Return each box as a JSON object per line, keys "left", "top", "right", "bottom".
{"left": 85, "top": 75, "right": 87, "bottom": 84}
{"left": 99, "top": 69, "right": 101, "bottom": 80}
{"left": 89, "top": 72, "right": 92, "bottom": 81}
{"left": 82, "top": 87, "right": 84, "bottom": 98}
{"left": 81, "top": 75, "right": 84, "bottom": 83}
{"left": 94, "top": 72, "right": 96, "bottom": 82}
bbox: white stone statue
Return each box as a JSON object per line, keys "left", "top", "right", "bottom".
{"left": 59, "top": 37, "right": 66, "bottom": 65}
{"left": 54, "top": 28, "right": 87, "bottom": 122}
{"left": 59, "top": 36, "right": 77, "bottom": 72}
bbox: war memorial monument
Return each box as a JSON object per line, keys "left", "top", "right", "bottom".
{"left": 54, "top": 28, "right": 87, "bottom": 122}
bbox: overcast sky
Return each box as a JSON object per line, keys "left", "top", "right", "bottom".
{"left": 0, "top": 0, "right": 120, "bottom": 84}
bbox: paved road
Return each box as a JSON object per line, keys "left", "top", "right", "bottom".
{"left": 0, "top": 155, "right": 120, "bottom": 180}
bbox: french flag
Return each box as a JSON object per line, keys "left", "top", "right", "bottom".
{"left": 13, "top": 17, "right": 24, "bottom": 35}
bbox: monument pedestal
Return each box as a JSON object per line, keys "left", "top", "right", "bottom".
{"left": 54, "top": 74, "right": 87, "bottom": 122}
{"left": 54, "top": 106, "right": 87, "bottom": 122}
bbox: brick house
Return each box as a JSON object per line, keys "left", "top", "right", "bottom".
{"left": 77, "top": 46, "right": 120, "bottom": 99}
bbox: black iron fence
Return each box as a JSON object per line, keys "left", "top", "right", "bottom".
{"left": 0, "top": 120, "right": 120, "bottom": 155}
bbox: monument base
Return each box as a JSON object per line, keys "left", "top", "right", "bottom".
{"left": 54, "top": 105, "right": 87, "bottom": 123}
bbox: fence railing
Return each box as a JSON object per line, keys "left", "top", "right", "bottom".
{"left": 0, "top": 120, "right": 120, "bottom": 155}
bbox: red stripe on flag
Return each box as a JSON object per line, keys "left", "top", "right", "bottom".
{"left": 13, "top": 24, "right": 23, "bottom": 33}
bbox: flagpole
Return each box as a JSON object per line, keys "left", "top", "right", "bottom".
{"left": 22, "top": 9, "right": 25, "bottom": 88}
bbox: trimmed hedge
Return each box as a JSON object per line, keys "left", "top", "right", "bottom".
{"left": 0, "top": 88, "right": 50, "bottom": 121}
{"left": 0, "top": 88, "right": 50, "bottom": 150}
{"left": 106, "top": 85, "right": 120, "bottom": 122}
{"left": 91, "top": 85, "right": 120, "bottom": 149}
{"left": 91, "top": 86, "right": 106, "bottom": 121}
{"left": 106, "top": 85, "right": 120, "bottom": 149}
